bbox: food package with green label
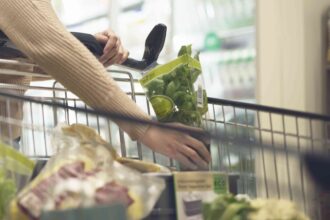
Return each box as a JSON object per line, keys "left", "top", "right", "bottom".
{"left": 8, "top": 124, "right": 165, "bottom": 220}
{"left": 140, "top": 45, "right": 208, "bottom": 128}
{"left": 0, "top": 142, "right": 35, "bottom": 220}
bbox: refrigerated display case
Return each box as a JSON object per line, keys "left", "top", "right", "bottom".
{"left": 107, "top": 0, "right": 256, "bottom": 100}
{"left": 52, "top": 0, "right": 256, "bottom": 101}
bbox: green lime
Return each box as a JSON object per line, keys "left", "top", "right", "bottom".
{"left": 150, "top": 95, "right": 175, "bottom": 119}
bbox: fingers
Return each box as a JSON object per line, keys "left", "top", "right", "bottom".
{"left": 104, "top": 42, "right": 128, "bottom": 66}
{"left": 169, "top": 122, "right": 211, "bottom": 163}
{"left": 118, "top": 45, "right": 129, "bottom": 64}
{"left": 184, "top": 134, "right": 211, "bottom": 162}
{"left": 95, "top": 30, "right": 129, "bottom": 66}
{"left": 139, "top": 124, "right": 211, "bottom": 171}
{"left": 113, "top": 38, "right": 129, "bottom": 64}
{"left": 177, "top": 144, "right": 209, "bottom": 170}
{"left": 175, "top": 152, "right": 198, "bottom": 170}
{"left": 101, "top": 29, "right": 116, "bottom": 50}
{"left": 99, "top": 36, "right": 119, "bottom": 64}
{"left": 99, "top": 37, "right": 128, "bottom": 66}
{"left": 94, "top": 33, "right": 109, "bottom": 44}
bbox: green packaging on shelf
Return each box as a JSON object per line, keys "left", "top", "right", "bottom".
{"left": 140, "top": 45, "right": 208, "bottom": 128}
{"left": 204, "top": 32, "right": 222, "bottom": 51}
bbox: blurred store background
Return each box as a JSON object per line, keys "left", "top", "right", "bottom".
{"left": 45, "top": 0, "right": 258, "bottom": 194}
{"left": 48, "top": 0, "right": 330, "bottom": 187}
{"left": 7, "top": 1, "right": 329, "bottom": 218}
{"left": 50, "top": 0, "right": 330, "bottom": 118}
{"left": 51, "top": 0, "right": 257, "bottom": 102}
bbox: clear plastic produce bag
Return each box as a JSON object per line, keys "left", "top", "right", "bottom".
{"left": 0, "top": 142, "right": 35, "bottom": 220}
{"left": 9, "top": 124, "right": 165, "bottom": 220}
{"left": 140, "top": 45, "right": 208, "bottom": 128}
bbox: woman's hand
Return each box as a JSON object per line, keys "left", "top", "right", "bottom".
{"left": 94, "top": 29, "right": 129, "bottom": 67}
{"left": 139, "top": 123, "right": 211, "bottom": 170}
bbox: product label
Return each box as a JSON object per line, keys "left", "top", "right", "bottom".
{"left": 173, "top": 172, "right": 228, "bottom": 220}
{"left": 140, "top": 55, "right": 201, "bottom": 86}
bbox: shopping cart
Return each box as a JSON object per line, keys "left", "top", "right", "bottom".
{"left": 0, "top": 57, "right": 329, "bottom": 220}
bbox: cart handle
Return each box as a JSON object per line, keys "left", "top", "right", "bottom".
{"left": 0, "top": 24, "right": 167, "bottom": 71}
{"left": 73, "top": 23, "right": 167, "bottom": 71}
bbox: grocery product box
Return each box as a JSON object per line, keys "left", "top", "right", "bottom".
{"left": 173, "top": 172, "right": 228, "bottom": 220}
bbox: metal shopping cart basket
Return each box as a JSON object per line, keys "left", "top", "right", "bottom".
{"left": 0, "top": 58, "right": 329, "bottom": 220}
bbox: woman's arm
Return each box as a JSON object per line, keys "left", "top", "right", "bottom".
{"left": 0, "top": 0, "right": 210, "bottom": 169}
{"left": 0, "top": 0, "right": 149, "bottom": 140}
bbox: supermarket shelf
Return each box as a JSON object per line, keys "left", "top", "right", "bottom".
{"left": 199, "top": 48, "right": 256, "bottom": 64}
{"left": 218, "top": 26, "right": 255, "bottom": 39}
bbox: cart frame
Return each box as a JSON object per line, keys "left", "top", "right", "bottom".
{"left": 0, "top": 58, "right": 329, "bottom": 219}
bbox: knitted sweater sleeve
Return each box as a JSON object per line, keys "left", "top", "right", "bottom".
{"left": 0, "top": 0, "right": 151, "bottom": 140}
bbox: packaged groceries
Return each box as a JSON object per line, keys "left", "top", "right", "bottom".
{"left": 140, "top": 45, "right": 208, "bottom": 128}
{"left": 9, "top": 124, "right": 165, "bottom": 220}
{"left": 0, "top": 142, "right": 34, "bottom": 220}
{"left": 203, "top": 194, "right": 310, "bottom": 220}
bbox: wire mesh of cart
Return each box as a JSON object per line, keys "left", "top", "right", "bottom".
{"left": 0, "top": 59, "right": 329, "bottom": 220}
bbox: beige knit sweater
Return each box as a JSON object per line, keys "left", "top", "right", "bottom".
{"left": 0, "top": 0, "right": 150, "bottom": 141}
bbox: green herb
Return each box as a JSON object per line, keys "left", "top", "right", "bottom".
{"left": 203, "top": 194, "right": 251, "bottom": 220}
{"left": 178, "top": 45, "right": 192, "bottom": 56}
{"left": 144, "top": 45, "right": 208, "bottom": 127}
{"left": 146, "top": 78, "right": 165, "bottom": 96}
{"left": 0, "top": 171, "right": 16, "bottom": 219}
{"left": 203, "top": 194, "right": 310, "bottom": 220}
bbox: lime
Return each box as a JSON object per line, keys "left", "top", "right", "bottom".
{"left": 149, "top": 95, "right": 174, "bottom": 120}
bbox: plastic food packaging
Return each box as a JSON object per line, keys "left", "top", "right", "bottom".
{"left": 202, "top": 194, "right": 310, "bottom": 220}
{"left": 140, "top": 45, "right": 208, "bottom": 128}
{"left": 9, "top": 124, "right": 165, "bottom": 220}
{"left": 0, "top": 142, "right": 34, "bottom": 220}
